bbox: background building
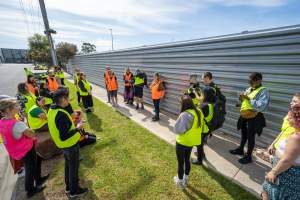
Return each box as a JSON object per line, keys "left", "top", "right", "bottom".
{"left": 0, "top": 48, "right": 30, "bottom": 63}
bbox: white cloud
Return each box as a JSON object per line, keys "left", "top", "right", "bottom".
{"left": 202, "top": 0, "right": 287, "bottom": 7}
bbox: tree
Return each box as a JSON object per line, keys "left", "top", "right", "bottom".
{"left": 27, "top": 33, "right": 52, "bottom": 64}
{"left": 56, "top": 42, "right": 77, "bottom": 65}
{"left": 81, "top": 42, "right": 96, "bottom": 54}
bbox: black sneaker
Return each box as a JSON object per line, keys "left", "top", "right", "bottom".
{"left": 238, "top": 156, "right": 252, "bottom": 164}
{"left": 27, "top": 185, "right": 46, "bottom": 198}
{"left": 152, "top": 117, "right": 159, "bottom": 122}
{"left": 229, "top": 148, "right": 244, "bottom": 155}
{"left": 65, "top": 187, "right": 70, "bottom": 195}
{"left": 70, "top": 187, "right": 88, "bottom": 198}
{"left": 37, "top": 174, "right": 50, "bottom": 186}
{"left": 192, "top": 159, "right": 203, "bottom": 166}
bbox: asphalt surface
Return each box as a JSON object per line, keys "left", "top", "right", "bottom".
{"left": 0, "top": 63, "right": 32, "bottom": 97}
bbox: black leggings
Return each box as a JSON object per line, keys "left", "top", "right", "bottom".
{"left": 176, "top": 142, "right": 192, "bottom": 179}
{"left": 21, "top": 146, "right": 42, "bottom": 192}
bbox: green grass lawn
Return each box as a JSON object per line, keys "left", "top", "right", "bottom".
{"left": 33, "top": 81, "right": 258, "bottom": 200}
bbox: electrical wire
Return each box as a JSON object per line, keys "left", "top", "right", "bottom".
{"left": 18, "top": 0, "right": 31, "bottom": 36}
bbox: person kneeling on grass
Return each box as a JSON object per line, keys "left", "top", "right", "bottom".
{"left": 67, "top": 105, "right": 97, "bottom": 148}
{"left": 47, "top": 89, "right": 88, "bottom": 198}
{"left": 0, "top": 97, "right": 49, "bottom": 198}
{"left": 78, "top": 72, "right": 94, "bottom": 113}
{"left": 173, "top": 95, "right": 204, "bottom": 190}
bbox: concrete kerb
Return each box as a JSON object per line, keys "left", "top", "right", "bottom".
{"left": 66, "top": 73, "right": 268, "bottom": 198}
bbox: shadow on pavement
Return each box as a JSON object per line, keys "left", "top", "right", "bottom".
{"left": 205, "top": 134, "right": 271, "bottom": 191}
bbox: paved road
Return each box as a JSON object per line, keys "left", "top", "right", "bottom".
{"left": 0, "top": 63, "right": 32, "bottom": 97}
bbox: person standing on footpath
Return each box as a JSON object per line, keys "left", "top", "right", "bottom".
{"left": 0, "top": 97, "right": 49, "bottom": 198}
{"left": 185, "top": 74, "right": 203, "bottom": 108}
{"left": 173, "top": 95, "right": 203, "bottom": 190}
{"left": 104, "top": 66, "right": 111, "bottom": 103}
{"left": 230, "top": 72, "right": 270, "bottom": 164}
{"left": 78, "top": 73, "right": 94, "bottom": 112}
{"left": 150, "top": 72, "right": 165, "bottom": 121}
{"left": 73, "top": 68, "right": 82, "bottom": 105}
{"left": 47, "top": 89, "right": 88, "bottom": 198}
{"left": 133, "top": 69, "right": 148, "bottom": 110}
{"left": 192, "top": 86, "right": 216, "bottom": 165}
{"left": 107, "top": 70, "right": 119, "bottom": 107}
{"left": 261, "top": 94, "right": 300, "bottom": 200}
{"left": 123, "top": 67, "right": 134, "bottom": 105}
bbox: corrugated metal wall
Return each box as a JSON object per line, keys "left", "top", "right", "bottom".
{"left": 67, "top": 25, "right": 300, "bottom": 146}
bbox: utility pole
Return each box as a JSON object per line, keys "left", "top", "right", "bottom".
{"left": 38, "top": 0, "right": 58, "bottom": 66}
{"left": 109, "top": 28, "right": 114, "bottom": 50}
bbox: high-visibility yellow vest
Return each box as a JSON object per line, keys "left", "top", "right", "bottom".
{"left": 78, "top": 80, "right": 91, "bottom": 96}
{"left": 28, "top": 105, "right": 47, "bottom": 130}
{"left": 56, "top": 71, "right": 65, "bottom": 79}
{"left": 47, "top": 108, "right": 81, "bottom": 148}
{"left": 203, "top": 103, "right": 214, "bottom": 134}
{"left": 134, "top": 76, "right": 144, "bottom": 85}
{"left": 240, "top": 86, "right": 266, "bottom": 111}
{"left": 176, "top": 109, "right": 203, "bottom": 147}
{"left": 274, "top": 115, "right": 296, "bottom": 149}
{"left": 44, "top": 97, "right": 53, "bottom": 105}
{"left": 24, "top": 94, "right": 37, "bottom": 114}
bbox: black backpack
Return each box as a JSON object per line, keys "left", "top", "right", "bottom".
{"left": 204, "top": 91, "right": 227, "bottom": 132}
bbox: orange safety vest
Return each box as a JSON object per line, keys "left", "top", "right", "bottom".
{"left": 124, "top": 73, "right": 133, "bottom": 87}
{"left": 104, "top": 71, "right": 110, "bottom": 86}
{"left": 26, "top": 82, "right": 36, "bottom": 95}
{"left": 47, "top": 77, "right": 59, "bottom": 92}
{"left": 107, "top": 75, "right": 118, "bottom": 91}
{"left": 151, "top": 80, "right": 165, "bottom": 100}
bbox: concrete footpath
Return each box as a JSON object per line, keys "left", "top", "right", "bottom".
{"left": 67, "top": 74, "right": 271, "bottom": 197}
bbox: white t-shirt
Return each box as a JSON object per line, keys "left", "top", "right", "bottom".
{"left": 12, "top": 121, "right": 29, "bottom": 140}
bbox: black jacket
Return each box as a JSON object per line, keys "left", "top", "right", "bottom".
{"left": 50, "top": 104, "right": 79, "bottom": 141}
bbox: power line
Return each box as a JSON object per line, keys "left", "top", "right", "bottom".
{"left": 28, "top": 0, "right": 37, "bottom": 34}
{"left": 35, "top": 0, "right": 44, "bottom": 33}
{"left": 18, "top": 0, "right": 30, "bottom": 36}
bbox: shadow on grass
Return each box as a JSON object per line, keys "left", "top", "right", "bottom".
{"left": 117, "top": 167, "right": 155, "bottom": 199}
{"left": 183, "top": 185, "right": 211, "bottom": 200}
{"left": 80, "top": 180, "right": 100, "bottom": 200}
{"left": 201, "top": 166, "right": 258, "bottom": 200}
{"left": 86, "top": 112, "right": 103, "bottom": 132}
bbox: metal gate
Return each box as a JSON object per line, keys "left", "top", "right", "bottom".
{"left": 67, "top": 25, "right": 300, "bottom": 146}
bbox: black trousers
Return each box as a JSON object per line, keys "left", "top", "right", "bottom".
{"left": 21, "top": 145, "right": 42, "bottom": 192}
{"left": 196, "top": 133, "right": 209, "bottom": 162}
{"left": 176, "top": 142, "right": 192, "bottom": 179}
{"left": 76, "top": 91, "right": 81, "bottom": 104}
{"left": 61, "top": 78, "right": 65, "bottom": 85}
{"left": 153, "top": 99, "right": 160, "bottom": 119}
{"left": 79, "top": 130, "right": 96, "bottom": 148}
{"left": 106, "top": 87, "right": 111, "bottom": 102}
{"left": 239, "top": 118, "right": 256, "bottom": 156}
{"left": 81, "top": 95, "right": 93, "bottom": 109}
{"left": 63, "top": 143, "right": 80, "bottom": 194}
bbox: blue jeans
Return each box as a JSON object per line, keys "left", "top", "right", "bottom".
{"left": 63, "top": 143, "right": 80, "bottom": 194}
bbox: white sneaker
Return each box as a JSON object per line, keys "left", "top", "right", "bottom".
{"left": 183, "top": 174, "right": 189, "bottom": 186}
{"left": 173, "top": 176, "right": 185, "bottom": 190}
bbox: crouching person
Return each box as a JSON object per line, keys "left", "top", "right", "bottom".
{"left": 0, "top": 97, "right": 49, "bottom": 198}
{"left": 173, "top": 95, "right": 203, "bottom": 190}
{"left": 48, "top": 89, "right": 88, "bottom": 198}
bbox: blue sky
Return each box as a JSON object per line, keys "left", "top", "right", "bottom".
{"left": 1, "top": 0, "right": 300, "bottom": 52}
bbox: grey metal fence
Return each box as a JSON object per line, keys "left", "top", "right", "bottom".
{"left": 67, "top": 25, "right": 300, "bottom": 146}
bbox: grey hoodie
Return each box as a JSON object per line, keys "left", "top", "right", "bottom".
{"left": 174, "top": 111, "right": 194, "bottom": 134}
